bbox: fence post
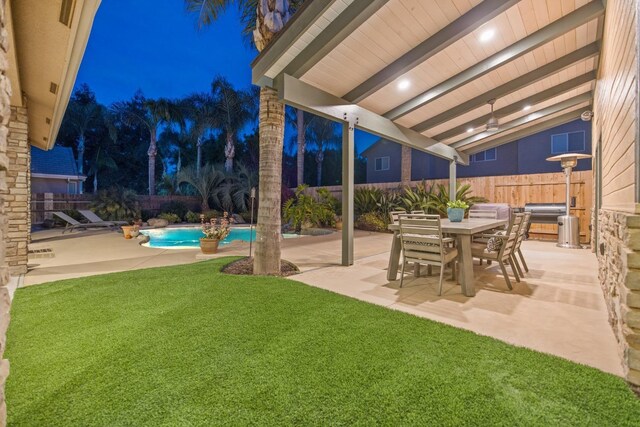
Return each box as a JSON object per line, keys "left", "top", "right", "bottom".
{"left": 44, "top": 193, "right": 53, "bottom": 220}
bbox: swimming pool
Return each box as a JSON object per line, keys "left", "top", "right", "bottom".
{"left": 140, "top": 227, "right": 299, "bottom": 249}
{"left": 141, "top": 227, "right": 257, "bottom": 248}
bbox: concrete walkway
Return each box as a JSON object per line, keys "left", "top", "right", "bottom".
{"left": 26, "top": 227, "right": 621, "bottom": 376}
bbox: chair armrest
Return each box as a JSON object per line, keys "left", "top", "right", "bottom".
{"left": 442, "top": 237, "right": 455, "bottom": 244}
{"left": 478, "top": 233, "right": 508, "bottom": 239}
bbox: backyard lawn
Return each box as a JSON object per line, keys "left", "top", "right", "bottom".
{"left": 6, "top": 258, "right": 640, "bottom": 426}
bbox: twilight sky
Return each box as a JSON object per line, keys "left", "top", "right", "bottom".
{"left": 75, "top": 0, "right": 377, "bottom": 152}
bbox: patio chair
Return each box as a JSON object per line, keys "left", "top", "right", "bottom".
{"left": 78, "top": 210, "right": 129, "bottom": 226}
{"left": 389, "top": 210, "right": 407, "bottom": 225}
{"left": 52, "top": 212, "right": 116, "bottom": 234}
{"left": 471, "top": 213, "right": 524, "bottom": 290}
{"left": 470, "top": 209, "right": 499, "bottom": 264}
{"left": 512, "top": 212, "right": 532, "bottom": 275}
{"left": 399, "top": 215, "right": 458, "bottom": 295}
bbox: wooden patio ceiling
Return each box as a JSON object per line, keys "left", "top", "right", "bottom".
{"left": 252, "top": 0, "right": 603, "bottom": 160}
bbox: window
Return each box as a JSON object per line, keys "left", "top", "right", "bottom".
{"left": 374, "top": 156, "right": 390, "bottom": 171}
{"left": 67, "top": 181, "right": 77, "bottom": 195}
{"left": 470, "top": 148, "right": 497, "bottom": 163}
{"left": 551, "top": 131, "right": 585, "bottom": 154}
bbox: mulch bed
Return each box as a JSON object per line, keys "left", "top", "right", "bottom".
{"left": 221, "top": 257, "right": 300, "bottom": 277}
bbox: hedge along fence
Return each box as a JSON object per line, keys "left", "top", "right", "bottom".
{"left": 303, "top": 170, "right": 593, "bottom": 243}
{"left": 30, "top": 193, "right": 201, "bottom": 224}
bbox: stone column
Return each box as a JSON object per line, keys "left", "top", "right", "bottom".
{"left": 597, "top": 210, "right": 640, "bottom": 389}
{"left": 5, "top": 106, "right": 29, "bottom": 275}
{"left": 400, "top": 145, "right": 411, "bottom": 184}
{"left": 0, "top": 0, "right": 12, "bottom": 423}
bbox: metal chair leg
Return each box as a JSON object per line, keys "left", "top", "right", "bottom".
{"left": 509, "top": 256, "right": 521, "bottom": 282}
{"left": 512, "top": 254, "right": 524, "bottom": 278}
{"left": 499, "top": 261, "right": 513, "bottom": 290}
{"left": 438, "top": 263, "right": 445, "bottom": 296}
{"left": 518, "top": 249, "right": 529, "bottom": 272}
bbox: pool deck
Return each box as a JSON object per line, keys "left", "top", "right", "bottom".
{"left": 25, "top": 226, "right": 622, "bottom": 377}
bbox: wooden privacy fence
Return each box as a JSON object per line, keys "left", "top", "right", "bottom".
{"left": 31, "top": 193, "right": 201, "bottom": 224}
{"left": 305, "top": 171, "right": 592, "bottom": 243}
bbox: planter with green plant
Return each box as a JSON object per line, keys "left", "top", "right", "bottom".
{"left": 446, "top": 200, "right": 469, "bottom": 222}
{"left": 200, "top": 212, "right": 232, "bottom": 254}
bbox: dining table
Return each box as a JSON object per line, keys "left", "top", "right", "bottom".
{"left": 387, "top": 218, "right": 508, "bottom": 297}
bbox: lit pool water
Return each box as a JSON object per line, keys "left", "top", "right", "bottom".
{"left": 141, "top": 227, "right": 257, "bottom": 248}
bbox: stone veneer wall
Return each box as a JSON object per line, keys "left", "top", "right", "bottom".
{"left": 400, "top": 145, "right": 411, "bottom": 183}
{"left": 5, "top": 106, "right": 28, "bottom": 275}
{"left": 598, "top": 211, "right": 640, "bottom": 388}
{"left": 0, "top": 0, "right": 11, "bottom": 423}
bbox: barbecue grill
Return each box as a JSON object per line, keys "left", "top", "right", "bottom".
{"left": 523, "top": 203, "right": 567, "bottom": 239}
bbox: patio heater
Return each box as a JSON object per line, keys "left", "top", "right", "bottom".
{"left": 249, "top": 187, "right": 256, "bottom": 258}
{"left": 545, "top": 153, "right": 592, "bottom": 249}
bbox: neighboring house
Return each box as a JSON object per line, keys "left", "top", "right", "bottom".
{"left": 362, "top": 119, "right": 592, "bottom": 183}
{"left": 31, "top": 146, "right": 86, "bottom": 194}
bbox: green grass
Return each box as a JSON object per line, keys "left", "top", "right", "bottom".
{"left": 6, "top": 258, "right": 640, "bottom": 426}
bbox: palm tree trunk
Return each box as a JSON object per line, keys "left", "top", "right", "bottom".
{"left": 224, "top": 131, "right": 235, "bottom": 173}
{"left": 148, "top": 128, "right": 157, "bottom": 195}
{"left": 296, "top": 109, "right": 305, "bottom": 186}
{"left": 253, "top": 0, "right": 290, "bottom": 275}
{"left": 77, "top": 134, "right": 85, "bottom": 193}
{"left": 196, "top": 135, "right": 203, "bottom": 174}
{"left": 93, "top": 170, "right": 98, "bottom": 195}
{"left": 254, "top": 86, "right": 284, "bottom": 275}
{"left": 316, "top": 151, "right": 324, "bottom": 186}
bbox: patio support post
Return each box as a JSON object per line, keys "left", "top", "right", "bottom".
{"left": 449, "top": 159, "right": 457, "bottom": 202}
{"left": 342, "top": 119, "right": 355, "bottom": 266}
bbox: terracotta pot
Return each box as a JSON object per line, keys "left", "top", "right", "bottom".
{"left": 335, "top": 220, "right": 343, "bottom": 230}
{"left": 121, "top": 225, "right": 134, "bottom": 239}
{"left": 199, "top": 238, "right": 220, "bottom": 254}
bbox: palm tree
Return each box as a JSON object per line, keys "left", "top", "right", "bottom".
{"left": 113, "top": 96, "right": 183, "bottom": 195}
{"left": 88, "top": 146, "right": 117, "bottom": 194}
{"left": 306, "top": 117, "right": 340, "bottom": 186}
{"left": 219, "top": 162, "right": 258, "bottom": 213}
{"left": 182, "top": 93, "right": 218, "bottom": 173}
{"left": 211, "top": 76, "right": 251, "bottom": 173}
{"left": 187, "top": 0, "right": 299, "bottom": 274}
{"left": 64, "top": 86, "right": 101, "bottom": 193}
{"left": 177, "top": 163, "right": 226, "bottom": 211}
{"left": 286, "top": 107, "right": 313, "bottom": 186}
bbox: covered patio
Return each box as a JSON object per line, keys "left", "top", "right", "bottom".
{"left": 251, "top": 0, "right": 601, "bottom": 266}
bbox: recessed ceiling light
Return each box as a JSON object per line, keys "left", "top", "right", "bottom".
{"left": 466, "top": 127, "right": 474, "bottom": 133}
{"left": 397, "top": 79, "right": 411, "bottom": 90}
{"left": 523, "top": 105, "right": 531, "bottom": 111}
{"left": 479, "top": 28, "right": 495, "bottom": 43}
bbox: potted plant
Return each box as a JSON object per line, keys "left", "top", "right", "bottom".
{"left": 199, "top": 212, "right": 232, "bottom": 254}
{"left": 446, "top": 200, "right": 468, "bottom": 222}
{"left": 121, "top": 225, "right": 134, "bottom": 239}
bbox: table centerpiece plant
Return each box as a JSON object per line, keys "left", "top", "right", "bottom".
{"left": 446, "top": 200, "right": 469, "bottom": 222}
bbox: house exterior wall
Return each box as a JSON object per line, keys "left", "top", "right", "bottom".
{"left": 362, "top": 139, "right": 401, "bottom": 183}
{"left": 0, "top": 1, "right": 12, "bottom": 423}
{"left": 32, "top": 177, "right": 80, "bottom": 194}
{"left": 592, "top": 0, "right": 640, "bottom": 388}
{"left": 365, "top": 120, "right": 591, "bottom": 182}
{"left": 5, "top": 106, "right": 29, "bottom": 276}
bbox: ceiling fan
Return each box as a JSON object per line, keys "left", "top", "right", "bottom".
{"left": 486, "top": 98, "right": 499, "bottom": 132}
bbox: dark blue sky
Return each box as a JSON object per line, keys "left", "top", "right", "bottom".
{"left": 75, "top": 0, "right": 376, "bottom": 152}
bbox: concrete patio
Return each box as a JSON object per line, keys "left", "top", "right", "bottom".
{"left": 26, "top": 227, "right": 621, "bottom": 377}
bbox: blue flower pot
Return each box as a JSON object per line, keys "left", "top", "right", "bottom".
{"left": 447, "top": 207, "right": 465, "bottom": 222}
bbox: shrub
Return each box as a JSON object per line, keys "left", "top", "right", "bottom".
{"left": 160, "top": 200, "right": 189, "bottom": 221}
{"left": 239, "top": 211, "right": 253, "bottom": 223}
{"left": 202, "top": 210, "right": 222, "bottom": 221}
{"left": 354, "top": 187, "right": 383, "bottom": 216}
{"left": 355, "top": 212, "right": 387, "bottom": 232}
{"left": 283, "top": 185, "right": 335, "bottom": 232}
{"left": 184, "top": 211, "right": 201, "bottom": 224}
{"left": 157, "top": 212, "right": 181, "bottom": 224}
{"left": 91, "top": 187, "right": 141, "bottom": 222}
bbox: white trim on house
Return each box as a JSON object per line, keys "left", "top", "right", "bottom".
{"left": 31, "top": 173, "right": 86, "bottom": 181}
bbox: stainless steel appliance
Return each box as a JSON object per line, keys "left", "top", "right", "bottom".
{"left": 546, "top": 153, "right": 592, "bottom": 249}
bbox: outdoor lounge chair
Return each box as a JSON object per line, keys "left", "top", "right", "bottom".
{"left": 399, "top": 215, "right": 457, "bottom": 295}
{"left": 470, "top": 213, "right": 524, "bottom": 290}
{"left": 52, "top": 212, "right": 116, "bottom": 234}
{"left": 78, "top": 210, "right": 129, "bottom": 226}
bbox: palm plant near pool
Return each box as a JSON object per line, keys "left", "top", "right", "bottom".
{"left": 177, "top": 163, "right": 225, "bottom": 211}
